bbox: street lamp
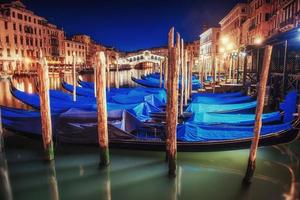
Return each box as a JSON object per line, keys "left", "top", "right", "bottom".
{"left": 254, "top": 36, "right": 263, "bottom": 45}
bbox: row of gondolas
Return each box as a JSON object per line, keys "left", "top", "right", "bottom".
{"left": 1, "top": 73, "right": 299, "bottom": 151}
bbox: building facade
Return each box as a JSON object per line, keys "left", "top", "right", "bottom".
{"left": 185, "top": 40, "right": 200, "bottom": 72}
{"left": 64, "top": 39, "right": 87, "bottom": 69}
{"left": 245, "top": 0, "right": 272, "bottom": 45}
{"left": 0, "top": 0, "right": 65, "bottom": 73}
{"left": 199, "top": 28, "right": 221, "bottom": 80}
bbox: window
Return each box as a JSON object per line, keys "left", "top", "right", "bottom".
{"left": 17, "top": 13, "right": 23, "bottom": 20}
{"left": 5, "top": 36, "right": 9, "bottom": 44}
{"left": 34, "top": 18, "right": 36, "bottom": 24}
{"left": 12, "top": 12, "right": 15, "bottom": 18}
{"left": 7, "top": 49, "right": 11, "bottom": 57}
{"left": 28, "top": 17, "right": 31, "bottom": 22}
{"left": 19, "top": 24, "right": 22, "bottom": 32}
{"left": 21, "top": 50, "right": 24, "bottom": 57}
{"left": 13, "top": 23, "right": 16, "bottom": 30}
{"left": 40, "top": 39, "right": 42, "bottom": 47}
{"left": 39, "top": 29, "right": 41, "bottom": 35}
{"left": 24, "top": 15, "right": 27, "bottom": 21}
{"left": 15, "top": 49, "right": 18, "bottom": 55}
{"left": 4, "top": 21, "right": 8, "bottom": 30}
{"left": 14, "top": 35, "right": 17, "bottom": 44}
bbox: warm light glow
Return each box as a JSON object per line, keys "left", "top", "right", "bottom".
{"left": 226, "top": 43, "right": 234, "bottom": 51}
{"left": 24, "top": 57, "right": 31, "bottom": 64}
{"left": 240, "top": 52, "right": 247, "bottom": 57}
{"left": 254, "top": 36, "right": 263, "bottom": 45}
{"left": 219, "top": 47, "right": 225, "bottom": 53}
{"left": 221, "top": 36, "right": 229, "bottom": 45}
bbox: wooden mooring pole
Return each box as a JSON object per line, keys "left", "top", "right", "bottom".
{"left": 159, "top": 61, "right": 163, "bottom": 88}
{"left": 166, "top": 28, "right": 179, "bottom": 176}
{"left": 164, "top": 59, "right": 168, "bottom": 89}
{"left": 94, "top": 64, "right": 97, "bottom": 97}
{"left": 0, "top": 108, "right": 4, "bottom": 153}
{"left": 72, "top": 52, "right": 77, "bottom": 102}
{"left": 180, "top": 39, "right": 184, "bottom": 115}
{"left": 38, "top": 50, "right": 54, "bottom": 161}
{"left": 243, "top": 45, "right": 273, "bottom": 184}
{"left": 184, "top": 50, "right": 188, "bottom": 106}
{"left": 116, "top": 55, "right": 120, "bottom": 89}
{"left": 106, "top": 55, "right": 111, "bottom": 92}
{"left": 97, "top": 52, "right": 110, "bottom": 167}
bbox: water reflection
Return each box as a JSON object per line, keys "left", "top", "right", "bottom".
{"left": 100, "top": 167, "right": 111, "bottom": 200}
{"left": 0, "top": 68, "right": 153, "bottom": 109}
{"left": 0, "top": 153, "right": 13, "bottom": 200}
{"left": 47, "top": 160, "right": 60, "bottom": 200}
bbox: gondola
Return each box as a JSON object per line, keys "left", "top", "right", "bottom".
{"left": 1, "top": 103, "right": 299, "bottom": 152}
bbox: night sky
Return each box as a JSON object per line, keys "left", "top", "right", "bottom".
{"left": 16, "top": 0, "right": 245, "bottom": 51}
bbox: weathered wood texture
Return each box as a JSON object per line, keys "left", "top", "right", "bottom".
{"left": 97, "top": 52, "right": 110, "bottom": 166}
{"left": 38, "top": 53, "right": 54, "bottom": 161}
{"left": 243, "top": 45, "right": 273, "bottom": 183}
{"left": 166, "top": 28, "right": 179, "bottom": 176}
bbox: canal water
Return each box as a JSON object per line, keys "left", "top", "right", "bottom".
{"left": 0, "top": 69, "right": 300, "bottom": 200}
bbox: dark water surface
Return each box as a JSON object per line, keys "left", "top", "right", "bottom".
{"left": 0, "top": 70, "right": 300, "bottom": 200}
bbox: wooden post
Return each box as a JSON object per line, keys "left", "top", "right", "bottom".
{"left": 184, "top": 50, "right": 188, "bottom": 106}
{"left": 282, "top": 40, "right": 288, "bottom": 97}
{"left": 159, "top": 61, "right": 163, "bottom": 88}
{"left": 236, "top": 50, "right": 240, "bottom": 84}
{"left": 165, "top": 28, "right": 174, "bottom": 162}
{"left": 0, "top": 108, "right": 4, "bottom": 153}
{"left": 166, "top": 27, "right": 179, "bottom": 177}
{"left": 38, "top": 50, "right": 54, "bottom": 161}
{"left": 106, "top": 55, "right": 111, "bottom": 92}
{"left": 72, "top": 52, "right": 77, "bottom": 102}
{"left": 94, "top": 64, "right": 97, "bottom": 97}
{"left": 96, "top": 52, "right": 110, "bottom": 167}
{"left": 164, "top": 59, "right": 168, "bottom": 89}
{"left": 243, "top": 45, "right": 273, "bottom": 184}
{"left": 180, "top": 39, "right": 184, "bottom": 115}
{"left": 243, "top": 52, "right": 248, "bottom": 87}
{"left": 116, "top": 55, "right": 120, "bottom": 89}
{"left": 188, "top": 54, "right": 193, "bottom": 98}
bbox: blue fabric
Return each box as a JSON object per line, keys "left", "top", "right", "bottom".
{"left": 192, "top": 95, "right": 252, "bottom": 104}
{"left": 11, "top": 89, "right": 97, "bottom": 113}
{"left": 132, "top": 76, "right": 202, "bottom": 90}
{"left": 192, "top": 92, "right": 244, "bottom": 99}
{"left": 177, "top": 121, "right": 292, "bottom": 142}
{"left": 280, "top": 90, "right": 297, "bottom": 123}
{"left": 185, "top": 101, "right": 257, "bottom": 113}
{"left": 189, "top": 112, "right": 281, "bottom": 125}
{"left": 65, "top": 81, "right": 167, "bottom": 106}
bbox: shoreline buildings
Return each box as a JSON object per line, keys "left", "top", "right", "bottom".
{"left": 199, "top": 0, "right": 300, "bottom": 88}
{"left": 0, "top": 1, "right": 117, "bottom": 74}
